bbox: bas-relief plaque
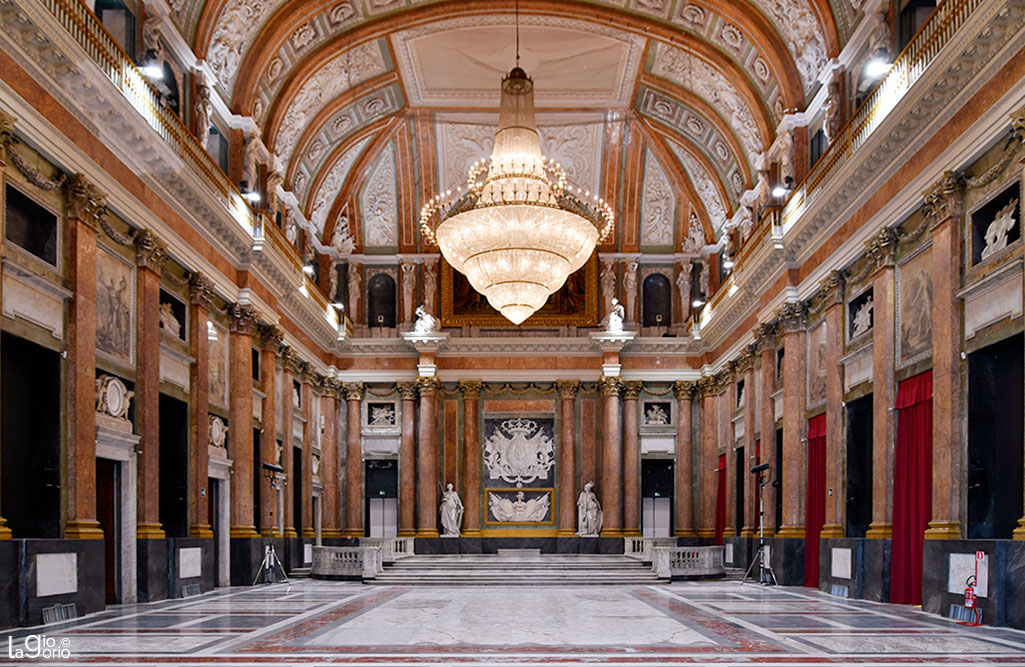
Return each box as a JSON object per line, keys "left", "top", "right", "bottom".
{"left": 482, "top": 416, "right": 556, "bottom": 525}
{"left": 807, "top": 321, "right": 826, "bottom": 407}
{"left": 486, "top": 490, "right": 553, "bottom": 524}
{"left": 96, "top": 247, "right": 134, "bottom": 364}
{"left": 208, "top": 321, "right": 229, "bottom": 408}
{"left": 440, "top": 254, "right": 598, "bottom": 327}
{"left": 897, "top": 246, "right": 933, "bottom": 366}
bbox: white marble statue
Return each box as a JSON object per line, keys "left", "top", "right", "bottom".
{"left": 439, "top": 483, "right": 464, "bottom": 537}
{"left": 605, "top": 298, "right": 625, "bottom": 333}
{"left": 576, "top": 481, "right": 603, "bottom": 537}
{"left": 158, "top": 302, "right": 181, "bottom": 338}
{"left": 981, "top": 198, "right": 1018, "bottom": 260}
{"left": 852, "top": 295, "right": 874, "bottom": 337}
{"left": 193, "top": 78, "right": 213, "bottom": 150}
{"left": 285, "top": 220, "right": 299, "bottom": 246}
{"left": 400, "top": 262, "right": 416, "bottom": 325}
{"left": 645, "top": 404, "right": 669, "bottom": 425}
{"left": 600, "top": 259, "right": 617, "bottom": 317}
{"left": 422, "top": 262, "right": 438, "bottom": 313}
{"left": 413, "top": 305, "right": 438, "bottom": 335}
{"left": 676, "top": 264, "right": 692, "bottom": 323}
{"left": 699, "top": 261, "right": 711, "bottom": 299}
{"left": 332, "top": 217, "right": 356, "bottom": 255}
{"left": 347, "top": 263, "right": 362, "bottom": 319}
{"left": 489, "top": 491, "right": 550, "bottom": 523}
{"left": 623, "top": 261, "right": 638, "bottom": 323}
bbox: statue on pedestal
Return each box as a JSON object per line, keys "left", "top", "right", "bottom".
{"left": 439, "top": 483, "right": 464, "bottom": 537}
{"left": 605, "top": 298, "right": 625, "bottom": 333}
{"left": 413, "top": 305, "right": 438, "bottom": 335}
{"left": 577, "top": 481, "right": 603, "bottom": 537}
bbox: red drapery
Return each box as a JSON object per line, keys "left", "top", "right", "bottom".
{"left": 805, "top": 415, "right": 826, "bottom": 587}
{"left": 890, "top": 370, "right": 933, "bottom": 605}
{"left": 714, "top": 454, "right": 726, "bottom": 544}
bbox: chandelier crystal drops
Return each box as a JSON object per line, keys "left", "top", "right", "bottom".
{"left": 420, "top": 67, "right": 614, "bottom": 325}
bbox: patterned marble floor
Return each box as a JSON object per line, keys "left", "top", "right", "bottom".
{"left": 5, "top": 580, "right": 1025, "bottom": 666}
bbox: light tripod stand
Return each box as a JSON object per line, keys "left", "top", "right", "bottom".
{"left": 253, "top": 543, "right": 289, "bottom": 585}
{"left": 742, "top": 463, "right": 778, "bottom": 586}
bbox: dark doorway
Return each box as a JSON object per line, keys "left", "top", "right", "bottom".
{"left": 641, "top": 459, "right": 673, "bottom": 537}
{"left": 159, "top": 394, "right": 189, "bottom": 538}
{"left": 642, "top": 274, "right": 672, "bottom": 327}
{"left": 253, "top": 428, "right": 262, "bottom": 533}
{"left": 365, "top": 460, "right": 398, "bottom": 538}
{"left": 293, "top": 446, "right": 304, "bottom": 536}
{"left": 367, "top": 273, "right": 396, "bottom": 329}
{"left": 845, "top": 394, "right": 873, "bottom": 538}
{"left": 1, "top": 333, "right": 61, "bottom": 538}
{"left": 968, "top": 333, "right": 1024, "bottom": 539}
{"left": 774, "top": 428, "right": 783, "bottom": 534}
{"left": 96, "top": 458, "right": 120, "bottom": 603}
{"left": 208, "top": 476, "right": 219, "bottom": 581}
{"left": 734, "top": 446, "right": 745, "bottom": 535}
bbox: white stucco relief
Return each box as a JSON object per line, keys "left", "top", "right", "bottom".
{"left": 359, "top": 142, "right": 398, "bottom": 248}
{"left": 640, "top": 149, "right": 675, "bottom": 246}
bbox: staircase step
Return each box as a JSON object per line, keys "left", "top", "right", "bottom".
{"left": 373, "top": 554, "right": 667, "bottom": 586}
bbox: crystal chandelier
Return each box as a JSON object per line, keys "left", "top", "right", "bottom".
{"left": 420, "top": 59, "right": 613, "bottom": 325}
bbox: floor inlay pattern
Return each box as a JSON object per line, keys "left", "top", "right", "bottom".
{"left": 4, "top": 581, "right": 1025, "bottom": 665}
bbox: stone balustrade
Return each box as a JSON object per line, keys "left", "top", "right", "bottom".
{"left": 360, "top": 537, "right": 415, "bottom": 563}
{"left": 625, "top": 537, "right": 678, "bottom": 561}
{"left": 652, "top": 546, "right": 725, "bottom": 579}
{"left": 311, "top": 546, "right": 383, "bottom": 580}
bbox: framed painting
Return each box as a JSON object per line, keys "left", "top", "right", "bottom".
{"left": 208, "top": 321, "right": 229, "bottom": 408}
{"left": 96, "top": 246, "right": 134, "bottom": 365}
{"left": 440, "top": 253, "right": 598, "bottom": 327}
{"left": 897, "top": 245, "right": 933, "bottom": 366}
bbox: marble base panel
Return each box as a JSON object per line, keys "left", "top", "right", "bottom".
{"left": 675, "top": 536, "right": 701, "bottom": 547}
{"left": 862, "top": 538, "right": 891, "bottom": 602}
{"left": 819, "top": 538, "right": 866, "bottom": 598}
{"left": 922, "top": 539, "right": 1025, "bottom": 630}
{"left": 413, "top": 537, "right": 624, "bottom": 555}
{"left": 0, "top": 540, "right": 17, "bottom": 628}
{"left": 167, "top": 538, "right": 214, "bottom": 598}
{"left": 136, "top": 538, "right": 168, "bottom": 602}
{"left": 20, "top": 539, "right": 105, "bottom": 627}
{"left": 230, "top": 537, "right": 288, "bottom": 586}
{"left": 766, "top": 537, "right": 805, "bottom": 586}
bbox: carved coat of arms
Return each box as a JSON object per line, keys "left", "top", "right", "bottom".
{"left": 482, "top": 418, "right": 555, "bottom": 484}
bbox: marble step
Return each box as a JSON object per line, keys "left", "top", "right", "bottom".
{"left": 373, "top": 554, "right": 663, "bottom": 585}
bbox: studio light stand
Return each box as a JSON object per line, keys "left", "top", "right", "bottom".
{"left": 742, "top": 462, "right": 777, "bottom": 586}
{"left": 254, "top": 461, "right": 289, "bottom": 586}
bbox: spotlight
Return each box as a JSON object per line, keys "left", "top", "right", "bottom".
{"left": 138, "top": 49, "right": 163, "bottom": 79}
{"left": 723, "top": 257, "right": 735, "bottom": 270}
{"left": 864, "top": 57, "right": 891, "bottom": 79}
{"left": 772, "top": 185, "right": 787, "bottom": 197}
{"left": 691, "top": 298, "right": 705, "bottom": 308}
{"left": 332, "top": 301, "right": 346, "bottom": 311}
{"left": 240, "top": 180, "right": 260, "bottom": 204}
{"left": 302, "top": 263, "right": 316, "bottom": 277}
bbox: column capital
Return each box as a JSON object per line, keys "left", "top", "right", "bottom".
{"left": 736, "top": 348, "right": 755, "bottom": 374}
{"left": 922, "top": 170, "right": 966, "bottom": 223}
{"left": 673, "top": 379, "right": 696, "bottom": 399}
{"left": 458, "top": 380, "right": 484, "bottom": 398}
{"left": 556, "top": 379, "right": 579, "bottom": 399}
{"left": 778, "top": 301, "right": 807, "bottom": 334}
{"left": 397, "top": 380, "right": 419, "bottom": 399}
{"left": 0, "top": 109, "right": 16, "bottom": 144}
{"left": 134, "top": 229, "right": 167, "bottom": 272}
{"left": 621, "top": 380, "right": 643, "bottom": 399}
{"left": 598, "top": 375, "right": 622, "bottom": 396}
{"left": 227, "top": 302, "right": 259, "bottom": 336}
{"left": 416, "top": 376, "right": 441, "bottom": 396}
{"left": 189, "top": 272, "right": 215, "bottom": 309}
{"left": 282, "top": 347, "right": 304, "bottom": 374}
{"left": 818, "top": 269, "right": 845, "bottom": 308}
{"left": 1010, "top": 105, "right": 1025, "bottom": 145}
{"left": 342, "top": 382, "right": 364, "bottom": 401}
{"left": 63, "top": 173, "right": 107, "bottom": 228}
{"left": 865, "top": 227, "right": 898, "bottom": 271}
{"left": 753, "top": 320, "right": 778, "bottom": 349}
{"left": 258, "top": 323, "right": 284, "bottom": 351}
{"left": 321, "top": 378, "right": 342, "bottom": 398}
{"left": 696, "top": 375, "right": 718, "bottom": 397}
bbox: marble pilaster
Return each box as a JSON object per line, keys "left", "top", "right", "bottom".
{"left": 459, "top": 380, "right": 483, "bottom": 536}
{"left": 674, "top": 381, "right": 695, "bottom": 537}
{"left": 741, "top": 356, "right": 758, "bottom": 537}
{"left": 722, "top": 375, "right": 737, "bottom": 539}
{"left": 697, "top": 379, "right": 717, "bottom": 539}
{"left": 821, "top": 272, "right": 846, "bottom": 538}
{"left": 301, "top": 375, "right": 316, "bottom": 538}
{"left": 866, "top": 229, "right": 897, "bottom": 539}
{"left": 600, "top": 376, "right": 623, "bottom": 536}
{"left": 416, "top": 377, "right": 441, "bottom": 537}
{"left": 758, "top": 324, "right": 778, "bottom": 535}
{"left": 257, "top": 324, "right": 282, "bottom": 536}
{"left": 0, "top": 123, "right": 8, "bottom": 539}
{"left": 280, "top": 351, "right": 298, "bottom": 538}
{"left": 227, "top": 303, "right": 259, "bottom": 538}
{"left": 622, "top": 380, "right": 642, "bottom": 537}
{"left": 320, "top": 382, "right": 342, "bottom": 538}
{"left": 397, "top": 382, "right": 418, "bottom": 536}
{"left": 778, "top": 302, "right": 807, "bottom": 539}
{"left": 557, "top": 380, "right": 579, "bottom": 536}
{"left": 343, "top": 382, "right": 364, "bottom": 537}
{"left": 188, "top": 273, "right": 214, "bottom": 538}
{"left": 134, "top": 230, "right": 165, "bottom": 539}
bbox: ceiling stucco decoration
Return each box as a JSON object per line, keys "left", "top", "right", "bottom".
{"left": 359, "top": 141, "right": 398, "bottom": 248}
{"left": 636, "top": 86, "right": 743, "bottom": 209}
{"left": 434, "top": 112, "right": 605, "bottom": 197}
{"left": 271, "top": 40, "right": 389, "bottom": 165}
{"left": 307, "top": 134, "right": 373, "bottom": 236}
{"left": 747, "top": 0, "right": 829, "bottom": 92}
{"left": 205, "top": 0, "right": 276, "bottom": 92}
{"left": 667, "top": 140, "right": 729, "bottom": 232}
{"left": 391, "top": 15, "right": 645, "bottom": 108}
{"left": 681, "top": 211, "right": 705, "bottom": 253}
{"left": 649, "top": 43, "right": 765, "bottom": 167}
{"left": 640, "top": 149, "right": 676, "bottom": 247}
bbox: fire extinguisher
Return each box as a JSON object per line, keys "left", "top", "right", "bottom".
{"left": 964, "top": 575, "right": 977, "bottom": 609}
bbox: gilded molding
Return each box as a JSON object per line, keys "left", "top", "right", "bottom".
{"left": 621, "top": 380, "right": 643, "bottom": 399}
{"left": 556, "top": 379, "right": 579, "bottom": 399}
{"left": 598, "top": 375, "right": 622, "bottom": 396}
{"left": 416, "top": 377, "right": 441, "bottom": 395}
{"left": 227, "top": 302, "right": 259, "bottom": 336}
{"left": 922, "top": 170, "right": 965, "bottom": 223}
{"left": 458, "top": 380, "right": 484, "bottom": 398}
{"left": 188, "top": 272, "right": 215, "bottom": 309}
{"left": 134, "top": 229, "right": 167, "bottom": 272}
{"left": 343, "top": 382, "right": 364, "bottom": 401}
{"left": 397, "top": 381, "right": 419, "bottom": 400}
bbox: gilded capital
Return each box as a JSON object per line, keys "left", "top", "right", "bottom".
{"left": 188, "top": 272, "right": 215, "bottom": 309}
{"left": 673, "top": 379, "right": 696, "bottom": 399}
{"left": 753, "top": 320, "right": 778, "bottom": 348}
{"left": 922, "top": 170, "right": 965, "bottom": 222}
{"left": 416, "top": 376, "right": 441, "bottom": 395}
{"left": 343, "top": 382, "right": 364, "bottom": 401}
{"left": 0, "top": 110, "right": 16, "bottom": 147}
{"left": 556, "top": 379, "right": 579, "bottom": 399}
{"left": 227, "top": 302, "right": 259, "bottom": 336}
{"left": 63, "top": 173, "right": 107, "bottom": 227}
{"left": 283, "top": 348, "right": 304, "bottom": 375}
{"left": 696, "top": 375, "right": 717, "bottom": 397}
{"left": 458, "top": 380, "right": 484, "bottom": 398}
{"left": 621, "top": 380, "right": 643, "bottom": 399}
{"left": 134, "top": 229, "right": 167, "bottom": 272}
{"left": 599, "top": 375, "right": 622, "bottom": 396}
{"left": 397, "top": 381, "right": 419, "bottom": 400}
{"left": 1011, "top": 106, "right": 1025, "bottom": 145}
{"left": 321, "top": 378, "right": 342, "bottom": 398}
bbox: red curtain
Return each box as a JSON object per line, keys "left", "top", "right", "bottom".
{"left": 714, "top": 454, "right": 726, "bottom": 545}
{"left": 805, "top": 415, "right": 826, "bottom": 587}
{"left": 890, "top": 370, "right": 933, "bottom": 605}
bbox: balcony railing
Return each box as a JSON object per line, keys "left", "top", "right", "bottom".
{"left": 781, "top": 0, "right": 983, "bottom": 233}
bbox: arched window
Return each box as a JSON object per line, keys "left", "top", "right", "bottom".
{"left": 642, "top": 273, "right": 672, "bottom": 327}
{"left": 368, "top": 273, "right": 396, "bottom": 328}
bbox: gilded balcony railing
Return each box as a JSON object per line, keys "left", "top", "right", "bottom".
{"left": 780, "top": 0, "right": 983, "bottom": 233}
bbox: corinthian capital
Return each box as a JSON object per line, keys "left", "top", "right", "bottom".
{"left": 458, "top": 380, "right": 484, "bottom": 398}
{"left": 778, "top": 301, "right": 807, "bottom": 333}
{"left": 63, "top": 173, "right": 107, "bottom": 227}
{"left": 556, "top": 380, "right": 579, "bottom": 399}
{"left": 599, "top": 375, "right": 622, "bottom": 396}
{"left": 189, "top": 272, "right": 215, "bottom": 309}
{"left": 673, "top": 380, "right": 696, "bottom": 399}
{"left": 922, "top": 170, "right": 965, "bottom": 222}
{"left": 416, "top": 376, "right": 441, "bottom": 396}
{"left": 397, "top": 381, "right": 419, "bottom": 400}
{"left": 227, "top": 302, "right": 259, "bottom": 336}
{"left": 864, "top": 227, "right": 897, "bottom": 271}
{"left": 342, "top": 382, "right": 364, "bottom": 401}
{"left": 134, "top": 229, "right": 167, "bottom": 272}
{"left": 621, "top": 380, "right": 643, "bottom": 399}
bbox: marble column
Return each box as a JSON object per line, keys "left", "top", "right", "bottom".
{"left": 697, "top": 379, "right": 717, "bottom": 539}
{"left": 134, "top": 231, "right": 165, "bottom": 539}
{"left": 416, "top": 377, "right": 441, "bottom": 537}
{"left": 740, "top": 355, "right": 758, "bottom": 537}
{"left": 459, "top": 381, "right": 483, "bottom": 536}
{"left": 673, "top": 381, "right": 695, "bottom": 537}
{"left": 778, "top": 302, "right": 807, "bottom": 539}
{"left": 722, "top": 376, "right": 736, "bottom": 539}
{"left": 622, "top": 380, "right": 642, "bottom": 537}
{"left": 866, "top": 229, "right": 897, "bottom": 539}
{"left": 397, "top": 382, "right": 418, "bottom": 536}
{"left": 257, "top": 325, "right": 282, "bottom": 536}
{"left": 924, "top": 172, "right": 965, "bottom": 540}
{"left": 320, "top": 383, "right": 342, "bottom": 538}
{"left": 227, "top": 303, "right": 259, "bottom": 538}
{"left": 280, "top": 351, "right": 298, "bottom": 538}
{"left": 343, "top": 383, "right": 364, "bottom": 537}
{"left": 557, "top": 380, "right": 579, "bottom": 536}
{"left": 63, "top": 175, "right": 105, "bottom": 540}
{"left": 758, "top": 324, "right": 779, "bottom": 534}
{"left": 188, "top": 273, "right": 215, "bottom": 538}
{"left": 301, "top": 374, "right": 316, "bottom": 538}
{"left": 599, "top": 376, "right": 623, "bottom": 536}
{"left": 820, "top": 272, "right": 846, "bottom": 538}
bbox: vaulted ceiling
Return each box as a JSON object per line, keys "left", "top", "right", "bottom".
{"left": 166, "top": 0, "right": 865, "bottom": 256}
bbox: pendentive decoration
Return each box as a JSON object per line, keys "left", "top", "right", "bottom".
{"left": 418, "top": 7, "right": 613, "bottom": 325}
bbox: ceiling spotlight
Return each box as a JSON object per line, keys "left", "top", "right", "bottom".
{"left": 240, "top": 180, "right": 260, "bottom": 203}
{"left": 692, "top": 298, "right": 706, "bottom": 308}
{"left": 302, "top": 263, "right": 316, "bottom": 277}
{"left": 865, "top": 57, "right": 891, "bottom": 79}
{"left": 138, "top": 49, "right": 163, "bottom": 79}
{"left": 723, "top": 257, "right": 735, "bottom": 270}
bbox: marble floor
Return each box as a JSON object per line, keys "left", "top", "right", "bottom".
{"left": 5, "top": 581, "right": 1025, "bottom": 666}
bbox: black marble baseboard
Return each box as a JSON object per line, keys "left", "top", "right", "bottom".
{"left": 862, "top": 538, "right": 891, "bottom": 602}
{"left": 136, "top": 539, "right": 168, "bottom": 602}
{"left": 765, "top": 537, "right": 805, "bottom": 586}
{"left": 19, "top": 539, "right": 105, "bottom": 629}
{"left": 412, "top": 537, "right": 624, "bottom": 555}
{"left": 818, "top": 538, "right": 866, "bottom": 598}
{"left": 922, "top": 539, "right": 1025, "bottom": 630}
{"left": 230, "top": 537, "right": 291, "bottom": 586}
